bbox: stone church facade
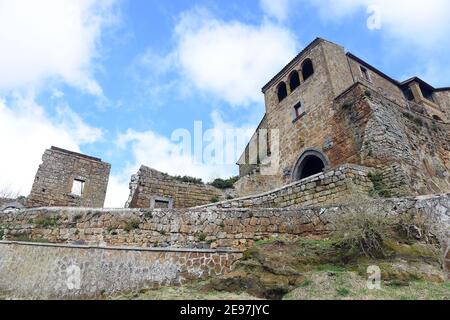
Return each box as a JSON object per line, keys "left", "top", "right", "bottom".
{"left": 236, "top": 38, "right": 450, "bottom": 197}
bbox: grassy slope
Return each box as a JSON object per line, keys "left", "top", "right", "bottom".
{"left": 115, "top": 237, "right": 449, "bottom": 300}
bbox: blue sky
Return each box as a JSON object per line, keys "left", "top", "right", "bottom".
{"left": 1, "top": 0, "right": 450, "bottom": 207}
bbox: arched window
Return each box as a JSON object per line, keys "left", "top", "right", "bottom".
{"left": 277, "top": 82, "right": 288, "bottom": 102}
{"left": 301, "top": 59, "right": 314, "bottom": 81}
{"left": 289, "top": 70, "right": 301, "bottom": 92}
{"left": 292, "top": 149, "right": 330, "bottom": 181}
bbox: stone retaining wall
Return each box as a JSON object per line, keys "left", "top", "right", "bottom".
{"left": 1, "top": 194, "right": 448, "bottom": 251}
{"left": 199, "top": 164, "right": 373, "bottom": 209}
{"left": 0, "top": 241, "right": 241, "bottom": 299}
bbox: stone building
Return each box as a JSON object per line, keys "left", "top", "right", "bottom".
{"left": 237, "top": 38, "right": 450, "bottom": 197}
{"left": 27, "top": 147, "right": 111, "bottom": 208}
{"left": 126, "top": 166, "right": 228, "bottom": 209}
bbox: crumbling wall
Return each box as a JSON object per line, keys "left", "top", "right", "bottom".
{"left": 27, "top": 147, "right": 111, "bottom": 208}
{"left": 126, "top": 166, "right": 225, "bottom": 209}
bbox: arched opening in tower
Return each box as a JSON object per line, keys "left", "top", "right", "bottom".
{"left": 296, "top": 155, "right": 325, "bottom": 180}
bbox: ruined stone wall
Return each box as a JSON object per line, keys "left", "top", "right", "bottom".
{"left": 206, "top": 164, "right": 373, "bottom": 209}
{"left": 126, "top": 166, "right": 225, "bottom": 209}
{"left": 0, "top": 241, "right": 241, "bottom": 299}
{"left": 234, "top": 173, "right": 281, "bottom": 198}
{"left": 347, "top": 56, "right": 407, "bottom": 108}
{"left": 0, "top": 194, "right": 448, "bottom": 251}
{"left": 27, "top": 147, "right": 111, "bottom": 208}
{"left": 238, "top": 115, "right": 269, "bottom": 177}
{"left": 434, "top": 90, "right": 450, "bottom": 117}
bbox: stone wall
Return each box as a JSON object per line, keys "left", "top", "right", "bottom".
{"left": 0, "top": 241, "right": 241, "bottom": 299}
{"left": 434, "top": 90, "right": 450, "bottom": 117}
{"left": 1, "top": 194, "right": 448, "bottom": 251}
{"left": 204, "top": 164, "right": 373, "bottom": 209}
{"left": 126, "top": 166, "right": 226, "bottom": 209}
{"left": 341, "top": 85, "right": 450, "bottom": 195}
{"left": 27, "top": 147, "right": 111, "bottom": 208}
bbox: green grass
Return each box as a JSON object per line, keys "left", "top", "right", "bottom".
{"left": 284, "top": 271, "right": 450, "bottom": 300}
{"left": 336, "top": 288, "right": 351, "bottom": 297}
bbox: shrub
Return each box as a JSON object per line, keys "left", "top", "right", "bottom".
{"left": 368, "top": 172, "right": 391, "bottom": 198}
{"left": 35, "top": 216, "right": 57, "bottom": 228}
{"left": 124, "top": 220, "right": 140, "bottom": 232}
{"left": 0, "top": 229, "right": 4, "bottom": 240}
{"left": 173, "top": 175, "right": 203, "bottom": 185}
{"left": 210, "top": 196, "right": 220, "bottom": 203}
{"left": 210, "top": 176, "right": 239, "bottom": 189}
{"left": 198, "top": 232, "right": 207, "bottom": 242}
{"left": 332, "top": 206, "right": 388, "bottom": 259}
{"left": 342, "top": 101, "right": 353, "bottom": 109}
{"left": 364, "top": 90, "right": 372, "bottom": 98}
{"left": 144, "top": 212, "right": 153, "bottom": 220}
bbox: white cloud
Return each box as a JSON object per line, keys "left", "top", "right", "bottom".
{"left": 0, "top": 0, "right": 117, "bottom": 95}
{"left": 104, "top": 112, "right": 256, "bottom": 207}
{"left": 0, "top": 94, "right": 103, "bottom": 196}
{"left": 306, "top": 0, "right": 450, "bottom": 47}
{"left": 260, "top": 0, "right": 291, "bottom": 22}
{"left": 144, "top": 9, "right": 299, "bottom": 106}
{"left": 104, "top": 174, "right": 130, "bottom": 208}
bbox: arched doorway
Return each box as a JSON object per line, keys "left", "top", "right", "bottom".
{"left": 292, "top": 149, "right": 330, "bottom": 181}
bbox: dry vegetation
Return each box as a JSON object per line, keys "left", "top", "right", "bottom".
{"left": 115, "top": 206, "right": 449, "bottom": 301}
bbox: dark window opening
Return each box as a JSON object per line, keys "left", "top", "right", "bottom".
{"left": 297, "top": 155, "right": 325, "bottom": 180}
{"left": 293, "top": 102, "right": 305, "bottom": 121}
{"left": 289, "top": 70, "right": 300, "bottom": 92}
{"left": 420, "top": 84, "right": 434, "bottom": 102}
{"left": 360, "top": 66, "right": 371, "bottom": 82}
{"left": 277, "top": 82, "right": 288, "bottom": 102}
{"left": 301, "top": 59, "right": 314, "bottom": 81}
{"left": 154, "top": 200, "right": 170, "bottom": 209}
{"left": 403, "top": 87, "right": 414, "bottom": 101}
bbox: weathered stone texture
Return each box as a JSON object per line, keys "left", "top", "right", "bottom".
{"left": 0, "top": 242, "right": 241, "bottom": 299}
{"left": 1, "top": 194, "right": 448, "bottom": 252}
{"left": 204, "top": 164, "right": 373, "bottom": 209}
{"left": 237, "top": 38, "right": 449, "bottom": 199}
{"left": 336, "top": 85, "right": 450, "bottom": 195}
{"left": 27, "top": 147, "right": 111, "bottom": 208}
{"left": 126, "top": 166, "right": 225, "bottom": 209}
